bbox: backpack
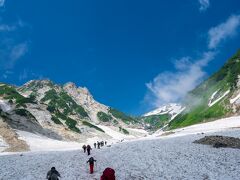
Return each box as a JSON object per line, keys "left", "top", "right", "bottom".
{"left": 100, "top": 167, "right": 115, "bottom": 180}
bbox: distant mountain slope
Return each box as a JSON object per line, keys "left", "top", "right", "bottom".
{"left": 0, "top": 80, "right": 142, "bottom": 150}
{"left": 141, "top": 104, "right": 185, "bottom": 131}
{"left": 168, "top": 49, "right": 240, "bottom": 129}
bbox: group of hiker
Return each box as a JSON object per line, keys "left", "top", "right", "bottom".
{"left": 82, "top": 144, "right": 92, "bottom": 155}
{"left": 82, "top": 141, "right": 108, "bottom": 156}
{"left": 46, "top": 141, "right": 115, "bottom": 179}
{"left": 94, "top": 141, "right": 107, "bottom": 149}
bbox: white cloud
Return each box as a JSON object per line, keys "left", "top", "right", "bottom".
{"left": 199, "top": 0, "right": 210, "bottom": 12}
{"left": 0, "top": 0, "right": 5, "bottom": 7}
{"left": 9, "top": 42, "right": 28, "bottom": 63}
{"left": 19, "top": 69, "right": 28, "bottom": 81}
{"left": 0, "top": 42, "right": 29, "bottom": 69}
{"left": 0, "top": 24, "right": 16, "bottom": 32}
{"left": 144, "top": 13, "right": 240, "bottom": 109}
{"left": 145, "top": 51, "right": 215, "bottom": 107}
{"left": 208, "top": 14, "right": 240, "bottom": 49}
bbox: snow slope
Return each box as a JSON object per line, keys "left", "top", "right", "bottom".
{"left": 143, "top": 103, "right": 183, "bottom": 117}
{"left": 155, "top": 115, "right": 240, "bottom": 137}
{"left": 17, "top": 131, "right": 82, "bottom": 152}
{"left": 230, "top": 92, "right": 240, "bottom": 104}
{"left": 0, "top": 129, "right": 240, "bottom": 180}
{"left": 0, "top": 99, "right": 12, "bottom": 112}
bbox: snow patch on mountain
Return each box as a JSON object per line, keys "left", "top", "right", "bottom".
{"left": 17, "top": 131, "right": 82, "bottom": 152}
{"left": 0, "top": 99, "right": 12, "bottom": 112}
{"left": 155, "top": 115, "right": 240, "bottom": 137}
{"left": 144, "top": 103, "right": 184, "bottom": 119}
{"left": 230, "top": 91, "right": 240, "bottom": 104}
{"left": 208, "top": 90, "right": 230, "bottom": 107}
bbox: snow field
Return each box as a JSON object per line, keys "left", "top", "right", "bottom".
{"left": 1, "top": 129, "right": 240, "bottom": 180}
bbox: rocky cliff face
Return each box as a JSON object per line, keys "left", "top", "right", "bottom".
{"left": 63, "top": 82, "right": 109, "bottom": 123}
{"left": 0, "top": 80, "right": 141, "bottom": 149}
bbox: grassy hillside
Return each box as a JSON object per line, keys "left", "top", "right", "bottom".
{"left": 168, "top": 50, "right": 240, "bottom": 129}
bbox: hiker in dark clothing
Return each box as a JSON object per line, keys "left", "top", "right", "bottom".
{"left": 105, "top": 141, "right": 107, "bottom": 145}
{"left": 87, "top": 157, "right": 96, "bottom": 174}
{"left": 101, "top": 141, "right": 104, "bottom": 147}
{"left": 94, "top": 143, "right": 97, "bottom": 148}
{"left": 97, "top": 142, "right": 101, "bottom": 149}
{"left": 86, "top": 145, "right": 92, "bottom": 155}
{"left": 46, "top": 167, "right": 61, "bottom": 180}
{"left": 82, "top": 145, "right": 87, "bottom": 153}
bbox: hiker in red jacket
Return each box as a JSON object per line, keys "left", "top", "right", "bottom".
{"left": 100, "top": 167, "right": 115, "bottom": 180}
{"left": 86, "top": 157, "right": 96, "bottom": 174}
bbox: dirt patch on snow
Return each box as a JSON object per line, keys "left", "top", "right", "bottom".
{"left": 0, "top": 119, "right": 29, "bottom": 152}
{"left": 160, "top": 131, "right": 175, "bottom": 136}
{"left": 194, "top": 135, "right": 240, "bottom": 149}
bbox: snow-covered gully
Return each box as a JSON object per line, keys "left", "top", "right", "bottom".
{"left": 0, "top": 128, "right": 240, "bottom": 180}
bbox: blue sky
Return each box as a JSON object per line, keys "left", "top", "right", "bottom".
{"left": 0, "top": 0, "right": 240, "bottom": 115}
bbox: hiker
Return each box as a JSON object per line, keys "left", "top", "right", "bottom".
{"left": 86, "top": 145, "right": 92, "bottom": 155}
{"left": 100, "top": 167, "right": 115, "bottom": 180}
{"left": 82, "top": 145, "right": 87, "bottom": 153}
{"left": 101, "top": 141, "right": 104, "bottom": 147}
{"left": 46, "top": 167, "right": 61, "bottom": 180}
{"left": 94, "top": 142, "right": 97, "bottom": 148}
{"left": 86, "top": 157, "right": 96, "bottom": 174}
{"left": 97, "top": 141, "right": 101, "bottom": 149}
{"left": 105, "top": 141, "right": 107, "bottom": 145}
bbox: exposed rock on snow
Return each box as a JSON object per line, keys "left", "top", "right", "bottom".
{"left": 194, "top": 135, "right": 240, "bottom": 149}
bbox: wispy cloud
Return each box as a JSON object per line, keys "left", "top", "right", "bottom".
{"left": 0, "top": 20, "right": 24, "bottom": 32}
{"left": 144, "top": 13, "right": 240, "bottom": 109}
{"left": 145, "top": 52, "right": 215, "bottom": 107}
{"left": 208, "top": 14, "right": 240, "bottom": 49}
{"left": 198, "top": 0, "right": 210, "bottom": 12}
{"left": 0, "top": 24, "right": 16, "bottom": 31}
{"left": 0, "top": 19, "right": 30, "bottom": 70}
{"left": 8, "top": 42, "right": 28, "bottom": 67}
{"left": 0, "top": 0, "right": 5, "bottom": 7}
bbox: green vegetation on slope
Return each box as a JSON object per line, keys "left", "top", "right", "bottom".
{"left": 97, "top": 111, "right": 113, "bottom": 122}
{"left": 54, "top": 111, "right": 81, "bottom": 133}
{"left": 14, "top": 109, "right": 37, "bottom": 122}
{"left": 169, "top": 100, "right": 229, "bottom": 129}
{"left": 168, "top": 50, "right": 240, "bottom": 130}
{"left": 109, "top": 108, "right": 137, "bottom": 124}
{"left": 82, "top": 121, "right": 105, "bottom": 133}
{"left": 51, "top": 116, "right": 63, "bottom": 125}
{"left": 143, "top": 114, "right": 170, "bottom": 130}
{"left": 119, "top": 126, "right": 129, "bottom": 134}
{"left": 42, "top": 89, "right": 88, "bottom": 118}
{"left": 0, "top": 84, "right": 35, "bottom": 107}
